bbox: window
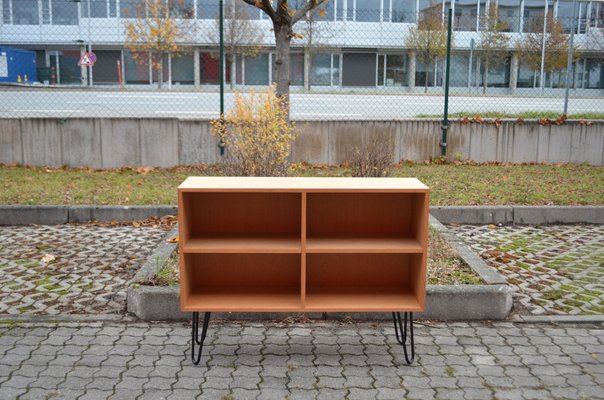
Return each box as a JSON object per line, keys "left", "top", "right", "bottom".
{"left": 82, "top": 0, "right": 108, "bottom": 18}
{"left": 582, "top": 58, "right": 604, "bottom": 89}
{"left": 517, "top": 60, "right": 537, "bottom": 88}
{"left": 12, "top": 0, "right": 39, "bottom": 25}
{"left": 245, "top": 53, "right": 269, "bottom": 85}
{"left": 356, "top": 0, "right": 381, "bottom": 22}
{"left": 52, "top": 0, "right": 79, "bottom": 25}
{"left": 455, "top": 0, "right": 478, "bottom": 31}
{"left": 391, "top": 0, "right": 416, "bottom": 23}
{"left": 311, "top": 53, "right": 332, "bottom": 86}
{"left": 171, "top": 0, "right": 194, "bottom": 18}
{"left": 418, "top": 0, "right": 443, "bottom": 23}
{"left": 523, "top": 0, "right": 554, "bottom": 32}
{"left": 378, "top": 54, "right": 407, "bottom": 86}
{"left": 42, "top": 0, "right": 51, "bottom": 24}
{"left": 290, "top": 53, "right": 304, "bottom": 86}
{"left": 2, "top": 0, "right": 10, "bottom": 24}
{"left": 225, "top": 0, "right": 260, "bottom": 19}
{"left": 124, "top": 50, "right": 150, "bottom": 84}
{"left": 197, "top": 0, "right": 219, "bottom": 19}
{"left": 498, "top": 0, "right": 521, "bottom": 32}
{"left": 109, "top": 0, "right": 117, "bottom": 17}
{"left": 121, "top": 0, "right": 139, "bottom": 18}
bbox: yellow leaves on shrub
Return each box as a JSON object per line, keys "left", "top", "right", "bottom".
{"left": 210, "top": 85, "right": 298, "bottom": 177}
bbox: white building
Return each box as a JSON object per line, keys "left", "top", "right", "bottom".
{"left": 1, "top": 0, "right": 602, "bottom": 92}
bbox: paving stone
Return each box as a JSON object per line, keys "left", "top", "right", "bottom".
{"left": 0, "top": 225, "right": 164, "bottom": 315}
{"left": 1, "top": 318, "right": 604, "bottom": 399}
{"left": 451, "top": 224, "right": 604, "bottom": 316}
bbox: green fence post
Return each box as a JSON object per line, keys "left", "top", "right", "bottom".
{"left": 441, "top": 8, "right": 453, "bottom": 157}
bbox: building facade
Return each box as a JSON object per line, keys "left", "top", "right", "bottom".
{"left": 1, "top": 0, "right": 602, "bottom": 92}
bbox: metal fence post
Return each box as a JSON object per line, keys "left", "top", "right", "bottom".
{"left": 441, "top": 8, "right": 453, "bottom": 157}
{"left": 563, "top": 0, "right": 578, "bottom": 115}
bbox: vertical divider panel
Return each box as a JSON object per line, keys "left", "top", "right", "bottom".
{"left": 301, "top": 191, "right": 307, "bottom": 307}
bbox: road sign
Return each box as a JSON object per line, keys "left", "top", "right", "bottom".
{"left": 89, "top": 52, "right": 97, "bottom": 64}
{"left": 78, "top": 52, "right": 94, "bottom": 67}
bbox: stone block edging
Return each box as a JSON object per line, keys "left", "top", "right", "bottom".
{"left": 1, "top": 205, "right": 601, "bottom": 226}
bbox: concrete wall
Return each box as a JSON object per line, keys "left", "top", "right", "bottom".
{"left": 1, "top": 118, "right": 603, "bottom": 167}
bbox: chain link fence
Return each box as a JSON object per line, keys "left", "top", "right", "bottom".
{"left": 0, "top": 0, "right": 602, "bottom": 120}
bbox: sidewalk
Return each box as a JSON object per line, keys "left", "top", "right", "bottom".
{"left": 1, "top": 320, "right": 603, "bottom": 399}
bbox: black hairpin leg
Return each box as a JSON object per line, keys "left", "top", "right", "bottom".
{"left": 191, "top": 312, "right": 211, "bottom": 365}
{"left": 392, "top": 312, "right": 415, "bottom": 364}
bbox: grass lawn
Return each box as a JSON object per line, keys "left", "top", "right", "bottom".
{"left": 1, "top": 163, "right": 602, "bottom": 206}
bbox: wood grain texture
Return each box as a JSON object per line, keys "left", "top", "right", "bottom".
{"left": 178, "top": 177, "right": 429, "bottom": 312}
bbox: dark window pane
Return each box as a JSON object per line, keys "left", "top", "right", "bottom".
{"left": 245, "top": 53, "right": 269, "bottom": 85}
{"left": 311, "top": 53, "right": 332, "bottom": 86}
{"left": 13, "top": 0, "right": 39, "bottom": 25}
{"left": 356, "top": 0, "right": 381, "bottom": 22}
{"left": 52, "top": 0, "right": 79, "bottom": 25}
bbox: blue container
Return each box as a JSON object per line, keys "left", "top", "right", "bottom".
{"left": 0, "top": 47, "right": 37, "bottom": 84}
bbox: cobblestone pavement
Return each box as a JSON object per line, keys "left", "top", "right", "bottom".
{"left": 450, "top": 225, "right": 604, "bottom": 316}
{"left": 0, "top": 320, "right": 602, "bottom": 399}
{"left": 0, "top": 225, "right": 165, "bottom": 315}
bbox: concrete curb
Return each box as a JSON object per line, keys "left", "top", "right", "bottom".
{"left": 430, "top": 205, "right": 604, "bottom": 225}
{"left": 0, "top": 205, "right": 177, "bottom": 225}
{"left": 1, "top": 205, "right": 601, "bottom": 226}
{"left": 126, "top": 218, "right": 513, "bottom": 321}
{"left": 126, "top": 284, "right": 513, "bottom": 322}
{"left": 132, "top": 226, "right": 179, "bottom": 283}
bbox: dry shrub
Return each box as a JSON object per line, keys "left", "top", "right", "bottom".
{"left": 210, "top": 85, "right": 297, "bottom": 177}
{"left": 349, "top": 135, "right": 394, "bottom": 177}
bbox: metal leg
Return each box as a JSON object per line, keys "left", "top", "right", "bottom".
{"left": 392, "top": 312, "right": 415, "bottom": 364}
{"left": 191, "top": 312, "right": 211, "bottom": 365}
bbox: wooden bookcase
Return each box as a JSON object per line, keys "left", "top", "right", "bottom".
{"left": 178, "top": 177, "right": 430, "bottom": 314}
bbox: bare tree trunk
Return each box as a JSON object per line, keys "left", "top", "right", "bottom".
{"left": 424, "top": 60, "right": 430, "bottom": 93}
{"left": 273, "top": 23, "right": 292, "bottom": 113}
{"left": 158, "top": 54, "right": 163, "bottom": 89}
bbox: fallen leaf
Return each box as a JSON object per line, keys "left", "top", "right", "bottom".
{"left": 41, "top": 254, "right": 56, "bottom": 263}
{"left": 488, "top": 224, "right": 497, "bottom": 229}
{"left": 167, "top": 236, "right": 179, "bottom": 243}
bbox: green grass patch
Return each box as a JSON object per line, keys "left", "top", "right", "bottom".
{"left": 541, "top": 290, "right": 566, "bottom": 301}
{"left": 1, "top": 164, "right": 602, "bottom": 206}
{"left": 415, "top": 111, "right": 604, "bottom": 120}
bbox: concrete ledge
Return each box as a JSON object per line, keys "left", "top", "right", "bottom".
{"left": 513, "top": 206, "right": 604, "bottom": 225}
{"left": 1, "top": 205, "right": 601, "bottom": 226}
{"left": 127, "top": 284, "right": 513, "bottom": 321}
{"left": 430, "top": 206, "right": 513, "bottom": 225}
{"left": 431, "top": 205, "right": 604, "bottom": 225}
{"left": 68, "top": 205, "right": 177, "bottom": 223}
{"left": 0, "top": 205, "right": 68, "bottom": 225}
{"left": 429, "top": 216, "right": 507, "bottom": 285}
{"left": 132, "top": 227, "right": 178, "bottom": 283}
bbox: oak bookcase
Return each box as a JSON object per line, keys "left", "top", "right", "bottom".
{"left": 178, "top": 177, "right": 430, "bottom": 364}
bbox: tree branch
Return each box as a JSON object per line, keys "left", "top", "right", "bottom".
{"left": 241, "top": 0, "right": 278, "bottom": 24}
{"left": 292, "top": 0, "right": 325, "bottom": 24}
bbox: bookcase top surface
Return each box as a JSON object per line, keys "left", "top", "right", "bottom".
{"left": 179, "top": 177, "right": 429, "bottom": 192}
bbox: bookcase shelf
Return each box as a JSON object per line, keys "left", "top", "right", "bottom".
{"left": 178, "top": 177, "right": 429, "bottom": 313}
{"left": 183, "top": 234, "right": 301, "bottom": 254}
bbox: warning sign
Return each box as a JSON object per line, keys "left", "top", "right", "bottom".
{"left": 78, "top": 52, "right": 95, "bottom": 67}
